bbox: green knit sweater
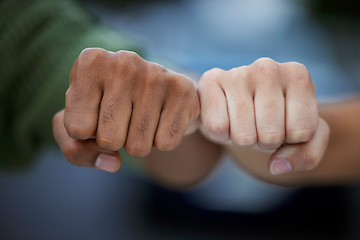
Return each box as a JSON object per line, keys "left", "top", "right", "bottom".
{"left": 0, "top": 0, "right": 141, "bottom": 170}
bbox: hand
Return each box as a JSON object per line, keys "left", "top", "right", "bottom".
{"left": 198, "top": 58, "right": 329, "bottom": 175}
{"left": 53, "top": 48, "right": 200, "bottom": 172}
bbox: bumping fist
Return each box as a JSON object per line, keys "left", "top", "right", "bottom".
{"left": 53, "top": 48, "right": 200, "bottom": 172}
{"left": 198, "top": 58, "right": 329, "bottom": 175}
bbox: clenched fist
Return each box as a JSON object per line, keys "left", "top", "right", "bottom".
{"left": 198, "top": 58, "right": 329, "bottom": 175}
{"left": 53, "top": 48, "right": 200, "bottom": 172}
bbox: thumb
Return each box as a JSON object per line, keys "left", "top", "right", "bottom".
{"left": 53, "top": 110, "right": 121, "bottom": 173}
{"left": 269, "top": 118, "right": 330, "bottom": 175}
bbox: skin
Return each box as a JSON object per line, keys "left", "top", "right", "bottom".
{"left": 227, "top": 98, "right": 360, "bottom": 186}
{"left": 53, "top": 48, "right": 356, "bottom": 189}
{"left": 53, "top": 48, "right": 220, "bottom": 188}
{"left": 198, "top": 58, "right": 329, "bottom": 184}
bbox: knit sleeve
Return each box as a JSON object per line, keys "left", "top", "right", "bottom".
{"left": 0, "top": 0, "right": 143, "bottom": 169}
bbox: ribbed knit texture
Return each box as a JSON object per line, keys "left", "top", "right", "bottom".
{"left": 0, "top": 0, "right": 142, "bottom": 169}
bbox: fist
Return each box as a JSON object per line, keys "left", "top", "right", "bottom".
{"left": 198, "top": 58, "right": 329, "bottom": 175}
{"left": 53, "top": 48, "right": 200, "bottom": 172}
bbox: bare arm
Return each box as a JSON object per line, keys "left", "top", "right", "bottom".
{"left": 52, "top": 48, "right": 221, "bottom": 188}
{"left": 225, "top": 98, "right": 360, "bottom": 186}
{"left": 198, "top": 58, "right": 346, "bottom": 186}
{"left": 142, "top": 130, "right": 221, "bottom": 188}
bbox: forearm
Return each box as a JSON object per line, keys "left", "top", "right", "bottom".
{"left": 316, "top": 98, "right": 360, "bottom": 182}
{"left": 142, "top": 130, "right": 222, "bottom": 189}
{"left": 225, "top": 98, "right": 360, "bottom": 186}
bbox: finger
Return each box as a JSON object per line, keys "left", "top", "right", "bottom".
{"left": 124, "top": 88, "right": 164, "bottom": 157}
{"left": 96, "top": 88, "right": 132, "bottom": 151}
{"left": 198, "top": 68, "right": 230, "bottom": 142}
{"left": 269, "top": 118, "right": 329, "bottom": 175}
{"left": 154, "top": 106, "right": 188, "bottom": 151}
{"left": 281, "top": 62, "right": 318, "bottom": 143}
{"left": 154, "top": 80, "right": 199, "bottom": 151}
{"left": 253, "top": 61, "right": 285, "bottom": 150}
{"left": 53, "top": 110, "right": 121, "bottom": 172}
{"left": 64, "top": 48, "right": 108, "bottom": 140}
{"left": 225, "top": 67, "right": 257, "bottom": 146}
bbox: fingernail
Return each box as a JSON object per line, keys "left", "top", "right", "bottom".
{"left": 270, "top": 158, "right": 292, "bottom": 175}
{"left": 95, "top": 154, "right": 118, "bottom": 173}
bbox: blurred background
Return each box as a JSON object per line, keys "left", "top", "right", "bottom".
{"left": 1, "top": 0, "right": 360, "bottom": 239}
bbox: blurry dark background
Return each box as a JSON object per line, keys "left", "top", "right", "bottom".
{"left": 1, "top": 0, "right": 360, "bottom": 239}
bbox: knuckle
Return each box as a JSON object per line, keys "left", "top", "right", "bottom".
{"left": 148, "top": 61, "right": 167, "bottom": 75}
{"left": 254, "top": 57, "right": 276, "bottom": 65}
{"left": 138, "top": 62, "right": 168, "bottom": 90}
{"left": 77, "top": 48, "right": 107, "bottom": 70}
{"left": 251, "top": 57, "right": 278, "bottom": 72}
{"left": 169, "top": 115, "right": 184, "bottom": 137}
{"left": 155, "top": 127, "right": 183, "bottom": 151}
{"left": 115, "top": 50, "right": 142, "bottom": 72}
{"left": 288, "top": 62, "right": 314, "bottom": 90}
{"left": 116, "top": 50, "right": 141, "bottom": 62}
{"left": 155, "top": 138, "right": 179, "bottom": 151}
{"left": 205, "top": 67, "right": 224, "bottom": 76}
{"left": 111, "top": 50, "right": 145, "bottom": 85}
{"left": 231, "top": 133, "right": 257, "bottom": 146}
{"left": 144, "top": 71, "right": 164, "bottom": 90}
{"left": 64, "top": 123, "right": 92, "bottom": 140}
{"left": 203, "top": 120, "right": 229, "bottom": 137}
{"left": 71, "top": 48, "right": 108, "bottom": 85}
{"left": 125, "top": 142, "right": 151, "bottom": 157}
{"left": 228, "top": 66, "right": 249, "bottom": 82}
{"left": 229, "top": 65, "right": 248, "bottom": 73}
{"left": 97, "top": 137, "right": 124, "bottom": 151}
{"left": 201, "top": 68, "right": 225, "bottom": 82}
{"left": 259, "top": 131, "right": 284, "bottom": 148}
{"left": 63, "top": 111, "right": 98, "bottom": 140}
{"left": 100, "top": 102, "right": 117, "bottom": 125}
{"left": 65, "top": 88, "right": 80, "bottom": 104}
{"left": 286, "top": 129, "right": 315, "bottom": 143}
{"left": 290, "top": 62, "right": 308, "bottom": 76}
{"left": 168, "top": 74, "right": 195, "bottom": 98}
{"left": 62, "top": 142, "right": 81, "bottom": 166}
